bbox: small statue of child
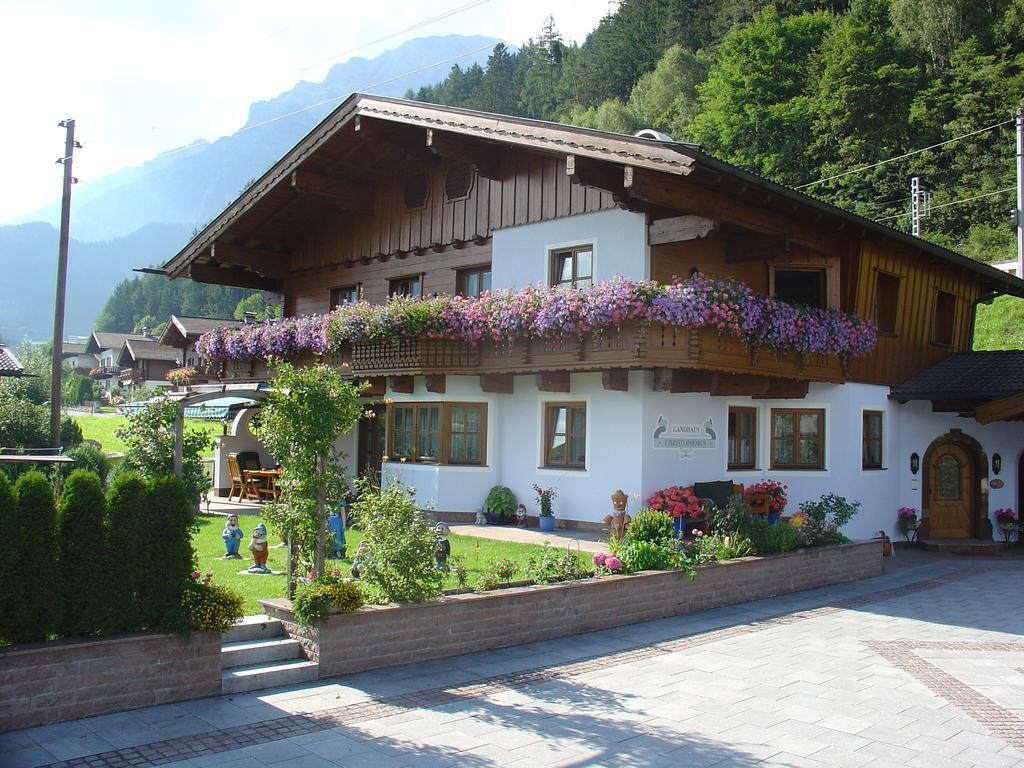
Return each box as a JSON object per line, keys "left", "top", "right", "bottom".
{"left": 433, "top": 522, "right": 451, "bottom": 570}
{"left": 222, "top": 514, "right": 244, "bottom": 558}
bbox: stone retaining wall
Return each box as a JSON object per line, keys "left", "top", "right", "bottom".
{"left": 262, "top": 540, "right": 881, "bottom": 679}
{"left": 0, "top": 632, "right": 221, "bottom": 732}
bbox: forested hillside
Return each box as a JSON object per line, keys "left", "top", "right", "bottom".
{"left": 409, "top": 0, "right": 1023, "bottom": 264}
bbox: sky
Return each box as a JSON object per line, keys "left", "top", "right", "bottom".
{"left": 0, "top": 0, "right": 610, "bottom": 223}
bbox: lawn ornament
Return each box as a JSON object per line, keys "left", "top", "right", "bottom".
{"left": 433, "top": 522, "right": 451, "bottom": 570}
{"left": 475, "top": 506, "right": 487, "bottom": 526}
{"left": 515, "top": 503, "right": 528, "bottom": 527}
{"left": 327, "top": 510, "right": 347, "bottom": 558}
{"left": 222, "top": 515, "right": 243, "bottom": 558}
{"left": 603, "top": 489, "right": 632, "bottom": 539}
{"left": 248, "top": 523, "right": 270, "bottom": 573}
{"left": 351, "top": 540, "right": 371, "bottom": 579}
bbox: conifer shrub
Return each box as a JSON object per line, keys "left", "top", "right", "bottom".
{"left": 141, "top": 475, "right": 196, "bottom": 628}
{"left": 56, "top": 469, "right": 108, "bottom": 638}
{"left": 7, "top": 471, "right": 60, "bottom": 643}
{"left": 65, "top": 444, "right": 111, "bottom": 486}
{"left": 0, "top": 472, "right": 19, "bottom": 642}
{"left": 103, "top": 471, "right": 149, "bottom": 633}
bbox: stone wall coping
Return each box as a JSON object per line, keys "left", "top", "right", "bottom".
{"left": 0, "top": 630, "right": 216, "bottom": 659}
{"left": 261, "top": 539, "right": 879, "bottom": 619}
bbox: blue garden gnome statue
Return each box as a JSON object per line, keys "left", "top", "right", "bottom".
{"left": 222, "top": 514, "right": 244, "bottom": 558}
{"left": 248, "top": 523, "right": 270, "bottom": 573}
{"left": 327, "top": 509, "right": 347, "bottom": 558}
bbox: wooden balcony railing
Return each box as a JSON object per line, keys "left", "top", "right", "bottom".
{"left": 206, "top": 322, "right": 846, "bottom": 386}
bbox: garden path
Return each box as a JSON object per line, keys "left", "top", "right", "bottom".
{"left": 5, "top": 550, "right": 1024, "bottom": 768}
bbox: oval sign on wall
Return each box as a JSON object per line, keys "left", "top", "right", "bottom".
{"left": 990, "top": 478, "right": 1005, "bottom": 489}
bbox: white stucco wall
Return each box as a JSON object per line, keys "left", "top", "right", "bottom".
{"left": 490, "top": 207, "right": 649, "bottom": 289}
{"left": 378, "top": 373, "right": 1024, "bottom": 541}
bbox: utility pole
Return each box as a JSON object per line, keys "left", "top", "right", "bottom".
{"left": 911, "top": 176, "right": 931, "bottom": 238}
{"left": 50, "top": 119, "right": 80, "bottom": 450}
{"left": 1015, "top": 107, "right": 1023, "bottom": 278}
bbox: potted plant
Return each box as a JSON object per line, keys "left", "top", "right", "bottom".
{"left": 994, "top": 508, "right": 1018, "bottom": 543}
{"left": 533, "top": 484, "right": 557, "bottom": 532}
{"left": 483, "top": 485, "right": 517, "bottom": 525}
{"left": 744, "top": 479, "right": 788, "bottom": 524}
{"left": 897, "top": 507, "right": 919, "bottom": 541}
{"left": 645, "top": 485, "right": 701, "bottom": 537}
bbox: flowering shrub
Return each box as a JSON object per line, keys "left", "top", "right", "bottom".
{"left": 292, "top": 572, "right": 364, "bottom": 626}
{"left": 592, "top": 552, "right": 623, "bottom": 573}
{"left": 897, "top": 507, "right": 919, "bottom": 540}
{"left": 645, "top": 486, "right": 701, "bottom": 519}
{"left": 196, "top": 275, "right": 877, "bottom": 362}
{"left": 744, "top": 480, "right": 788, "bottom": 514}
{"left": 533, "top": 484, "right": 557, "bottom": 516}
{"left": 994, "top": 508, "right": 1017, "bottom": 526}
{"left": 171, "top": 573, "right": 245, "bottom": 634}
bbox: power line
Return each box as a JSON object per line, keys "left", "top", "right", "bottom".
{"left": 298, "top": 0, "right": 495, "bottom": 73}
{"left": 875, "top": 186, "right": 1016, "bottom": 223}
{"left": 796, "top": 118, "right": 1016, "bottom": 190}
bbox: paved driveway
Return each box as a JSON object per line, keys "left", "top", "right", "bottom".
{"left": 3, "top": 551, "right": 1023, "bottom": 768}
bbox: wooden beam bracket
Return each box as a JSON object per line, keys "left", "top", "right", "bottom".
{"left": 291, "top": 170, "right": 374, "bottom": 215}
{"left": 536, "top": 371, "right": 570, "bottom": 393}
{"left": 480, "top": 373, "right": 513, "bottom": 394}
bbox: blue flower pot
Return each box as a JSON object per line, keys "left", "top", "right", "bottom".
{"left": 673, "top": 517, "right": 684, "bottom": 538}
{"left": 767, "top": 511, "right": 780, "bottom": 526}
{"left": 539, "top": 515, "right": 555, "bottom": 532}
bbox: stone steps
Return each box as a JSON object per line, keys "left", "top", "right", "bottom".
{"left": 220, "top": 616, "right": 318, "bottom": 694}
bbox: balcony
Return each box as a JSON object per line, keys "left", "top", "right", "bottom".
{"left": 91, "top": 365, "right": 120, "bottom": 379}
{"left": 207, "top": 321, "right": 845, "bottom": 389}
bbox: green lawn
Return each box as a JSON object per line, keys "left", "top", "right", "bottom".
{"left": 193, "top": 515, "right": 592, "bottom": 614}
{"left": 74, "top": 415, "right": 221, "bottom": 457}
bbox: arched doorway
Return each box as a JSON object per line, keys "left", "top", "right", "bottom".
{"left": 921, "top": 431, "right": 987, "bottom": 539}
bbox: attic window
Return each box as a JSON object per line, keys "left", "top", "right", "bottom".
{"left": 404, "top": 174, "right": 430, "bottom": 210}
{"left": 444, "top": 163, "right": 474, "bottom": 201}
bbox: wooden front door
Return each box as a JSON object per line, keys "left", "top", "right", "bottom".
{"left": 357, "top": 405, "right": 386, "bottom": 479}
{"left": 927, "top": 443, "right": 973, "bottom": 538}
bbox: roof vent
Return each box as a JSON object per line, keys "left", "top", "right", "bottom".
{"left": 634, "top": 128, "right": 674, "bottom": 142}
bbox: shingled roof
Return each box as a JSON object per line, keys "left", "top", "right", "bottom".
{"left": 891, "top": 351, "right": 1024, "bottom": 403}
{"left": 85, "top": 331, "right": 151, "bottom": 355}
{"left": 160, "top": 315, "right": 242, "bottom": 348}
{"left": 0, "top": 345, "right": 24, "bottom": 377}
{"left": 118, "top": 339, "right": 181, "bottom": 366}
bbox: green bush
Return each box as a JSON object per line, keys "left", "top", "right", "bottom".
{"left": 618, "top": 539, "right": 681, "bottom": 572}
{"left": 484, "top": 485, "right": 517, "bottom": 521}
{"left": 744, "top": 517, "right": 800, "bottom": 554}
{"left": 56, "top": 469, "right": 108, "bottom": 637}
{"left": 60, "top": 416, "right": 83, "bottom": 450}
{"left": 143, "top": 475, "right": 197, "bottom": 628}
{"left": 709, "top": 495, "right": 755, "bottom": 537}
{"left": 103, "top": 472, "right": 149, "bottom": 633}
{"left": 293, "top": 573, "right": 364, "bottom": 625}
{"left": 523, "top": 544, "right": 589, "bottom": 584}
{"left": 65, "top": 444, "right": 111, "bottom": 486}
{"left": 351, "top": 481, "right": 443, "bottom": 603}
{"left": 0, "top": 473, "right": 19, "bottom": 641}
{"left": 166, "top": 574, "right": 245, "bottom": 634}
{"left": 6, "top": 472, "right": 60, "bottom": 644}
{"left": 687, "top": 531, "right": 755, "bottom": 564}
{"left": 624, "top": 508, "right": 674, "bottom": 544}
{"left": 797, "top": 493, "right": 860, "bottom": 547}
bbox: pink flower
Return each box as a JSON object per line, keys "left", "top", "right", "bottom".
{"left": 604, "top": 556, "right": 622, "bottom": 572}
{"left": 592, "top": 552, "right": 607, "bottom": 566}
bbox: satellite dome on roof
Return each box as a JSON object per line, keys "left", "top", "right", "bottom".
{"left": 633, "top": 128, "right": 674, "bottom": 142}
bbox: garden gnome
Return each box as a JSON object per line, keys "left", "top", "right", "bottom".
{"left": 327, "top": 510, "right": 347, "bottom": 558}
{"left": 515, "top": 503, "right": 528, "bottom": 527}
{"left": 222, "top": 514, "right": 243, "bottom": 558}
{"left": 351, "top": 540, "right": 371, "bottom": 579}
{"left": 248, "top": 523, "right": 270, "bottom": 573}
{"left": 433, "top": 522, "right": 451, "bottom": 570}
{"left": 603, "top": 489, "right": 632, "bottom": 539}
{"left": 474, "top": 505, "right": 487, "bottom": 526}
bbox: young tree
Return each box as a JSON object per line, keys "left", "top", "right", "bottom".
{"left": 56, "top": 470, "right": 107, "bottom": 637}
{"left": 6, "top": 472, "right": 59, "bottom": 643}
{"left": 104, "top": 472, "right": 149, "bottom": 632}
{"left": 256, "top": 362, "right": 365, "bottom": 579}
{"left": 140, "top": 474, "right": 195, "bottom": 628}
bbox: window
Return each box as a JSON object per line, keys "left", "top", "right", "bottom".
{"left": 544, "top": 402, "right": 587, "bottom": 469}
{"left": 389, "top": 275, "right": 423, "bottom": 298}
{"left": 933, "top": 290, "right": 957, "bottom": 346}
{"left": 862, "top": 411, "right": 883, "bottom": 470}
{"left": 770, "top": 408, "right": 824, "bottom": 470}
{"left": 551, "top": 246, "right": 593, "bottom": 288}
{"left": 330, "top": 284, "right": 360, "bottom": 308}
{"left": 387, "top": 403, "right": 486, "bottom": 465}
{"left": 457, "top": 266, "right": 491, "bottom": 297}
{"left": 444, "top": 163, "right": 474, "bottom": 200}
{"left": 772, "top": 269, "right": 826, "bottom": 309}
{"left": 728, "top": 407, "right": 757, "bottom": 470}
{"left": 873, "top": 272, "right": 899, "bottom": 335}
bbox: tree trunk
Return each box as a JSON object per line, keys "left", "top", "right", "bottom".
{"left": 314, "top": 450, "right": 326, "bottom": 578}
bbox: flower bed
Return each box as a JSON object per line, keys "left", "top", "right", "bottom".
{"left": 196, "top": 275, "right": 877, "bottom": 363}
{"left": 261, "top": 539, "right": 881, "bottom": 679}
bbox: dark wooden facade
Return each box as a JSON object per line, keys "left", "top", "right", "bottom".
{"left": 166, "top": 95, "right": 1024, "bottom": 392}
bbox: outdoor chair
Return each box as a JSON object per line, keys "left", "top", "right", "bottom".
{"left": 688, "top": 481, "right": 770, "bottom": 522}
{"left": 226, "top": 454, "right": 245, "bottom": 502}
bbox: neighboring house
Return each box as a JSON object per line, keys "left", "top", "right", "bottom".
{"left": 61, "top": 341, "right": 98, "bottom": 375}
{"left": 84, "top": 331, "right": 152, "bottom": 393}
{"left": 160, "top": 315, "right": 242, "bottom": 382}
{"left": 0, "top": 345, "right": 24, "bottom": 377}
{"left": 116, "top": 338, "right": 180, "bottom": 390}
{"left": 161, "top": 94, "right": 1024, "bottom": 542}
